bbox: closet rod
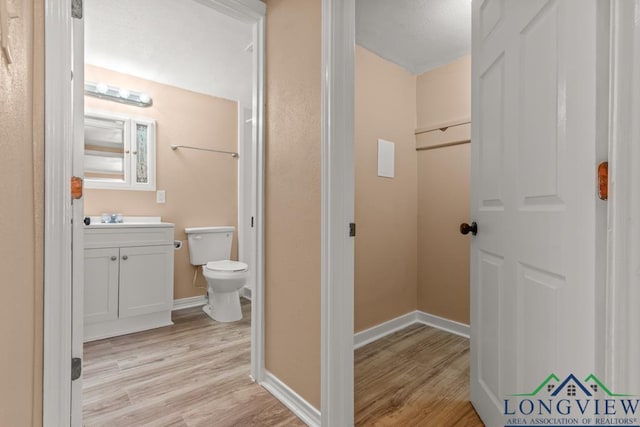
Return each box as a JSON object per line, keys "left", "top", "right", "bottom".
{"left": 170, "top": 144, "right": 238, "bottom": 158}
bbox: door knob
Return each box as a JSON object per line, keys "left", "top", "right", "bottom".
{"left": 110, "top": 256, "right": 117, "bottom": 261}
{"left": 122, "top": 255, "right": 128, "bottom": 260}
{"left": 460, "top": 221, "right": 478, "bottom": 236}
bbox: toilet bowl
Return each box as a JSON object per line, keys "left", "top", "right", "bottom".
{"left": 185, "top": 226, "right": 249, "bottom": 323}
{"left": 202, "top": 260, "right": 249, "bottom": 322}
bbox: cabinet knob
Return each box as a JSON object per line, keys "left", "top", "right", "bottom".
{"left": 122, "top": 255, "right": 128, "bottom": 260}
{"left": 110, "top": 256, "right": 117, "bottom": 261}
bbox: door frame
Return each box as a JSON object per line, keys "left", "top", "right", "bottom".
{"left": 238, "top": 102, "right": 256, "bottom": 301}
{"left": 606, "top": 0, "right": 640, "bottom": 395}
{"left": 43, "top": 0, "right": 74, "bottom": 424}
{"left": 324, "top": 0, "right": 636, "bottom": 424}
{"left": 320, "top": 0, "right": 355, "bottom": 425}
{"left": 42, "top": 0, "right": 266, "bottom": 425}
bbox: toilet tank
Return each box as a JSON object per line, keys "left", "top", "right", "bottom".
{"left": 185, "top": 226, "right": 234, "bottom": 266}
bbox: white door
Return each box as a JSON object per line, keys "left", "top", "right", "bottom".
{"left": 470, "top": 0, "right": 608, "bottom": 425}
{"left": 71, "top": 4, "right": 85, "bottom": 425}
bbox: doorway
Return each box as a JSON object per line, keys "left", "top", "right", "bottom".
{"left": 43, "top": 0, "right": 266, "bottom": 425}
{"left": 347, "top": 0, "right": 612, "bottom": 425}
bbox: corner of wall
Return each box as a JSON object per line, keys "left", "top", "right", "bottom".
{"left": 32, "top": 0, "right": 46, "bottom": 424}
{"left": 354, "top": 45, "right": 419, "bottom": 333}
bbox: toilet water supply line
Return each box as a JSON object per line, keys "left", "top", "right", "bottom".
{"left": 192, "top": 267, "right": 206, "bottom": 289}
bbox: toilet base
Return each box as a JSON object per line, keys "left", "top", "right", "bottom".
{"left": 202, "top": 289, "right": 242, "bottom": 322}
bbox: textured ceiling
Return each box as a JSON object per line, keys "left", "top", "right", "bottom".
{"left": 85, "top": 0, "right": 253, "bottom": 104}
{"left": 356, "top": 0, "right": 471, "bottom": 75}
{"left": 86, "top": 0, "right": 469, "bottom": 101}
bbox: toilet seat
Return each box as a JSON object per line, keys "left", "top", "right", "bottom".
{"left": 205, "top": 260, "right": 248, "bottom": 272}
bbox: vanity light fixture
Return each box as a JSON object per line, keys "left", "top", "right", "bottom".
{"left": 85, "top": 81, "right": 153, "bottom": 108}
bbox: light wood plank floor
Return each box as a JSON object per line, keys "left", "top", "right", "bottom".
{"left": 85, "top": 302, "right": 483, "bottom": 426}
{"left": 83, "top": 299, "right": 304, "bottom": 427}
{"left": 355, "top": 323, "right": 484, "bottom": 426}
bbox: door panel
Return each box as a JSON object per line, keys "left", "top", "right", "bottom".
{"left": 478, "top": 53, "right": 505, "bottom": 209}
{"left": 470, "top": 0, "right": 606, "bottom": 424}
{"left": 84, "top": 248, "right": 119, "bottom": 324}
{"left": 519, "top": 1, "right": 563, "bottom": 207}
{"left": 477, "top": 250, "right": 503, "bottom": 408}
{"left": 118, "top": 245, "right": 174, "bottom": 318}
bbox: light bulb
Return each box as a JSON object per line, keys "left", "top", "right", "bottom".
{"left": 118, "top": 88, "right": 131, "bottom": 99}
{"left": 96, "top": 82, "right": 109, "bottom": 94}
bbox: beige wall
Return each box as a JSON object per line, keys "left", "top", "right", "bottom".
{"left": 417, "top": 144, "right": 470, "bottom": 324}
{"left": 415, "top": 55, "right": 471, "bottom": 325}
{"left": 416, "top": 55, "right": 471, "bottom": 130}
{"left": 0, "top": 0, "right": 44, "bottom": 425}
{"left": 264, "top": 0, "right": 322, "bottom": 410}
{"left": 354, "top": 46, "right": 418, "bottom": 332}
{"left": 84, "top": 65, "right": 238, "bottom": 300}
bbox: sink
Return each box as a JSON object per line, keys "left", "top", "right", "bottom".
{"left": 85, "top": 216, "right": 174, "bottom": 228}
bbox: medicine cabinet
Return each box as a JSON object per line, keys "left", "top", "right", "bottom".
{"left": 84, "top": 110, "right": 156, "bottom": 191}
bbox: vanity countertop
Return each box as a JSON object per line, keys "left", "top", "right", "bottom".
{"left": 86, "top": 222, "right": 175, "bottom": 229}
{"left": 85, "top": 216, "right": 174, "bottom": 229}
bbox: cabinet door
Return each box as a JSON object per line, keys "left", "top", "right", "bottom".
{"left": 84, "top": 248, "right": 120, "bottom": 324}
{"left": 130, "top": 119, "right": 156, "bottom": 191}
{"left": 118, "top": 245, "right": 173, "bottom": 318}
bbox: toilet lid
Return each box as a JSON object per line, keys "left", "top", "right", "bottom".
{"left": 205, "top": 260, "right": 248, "bottom": 272}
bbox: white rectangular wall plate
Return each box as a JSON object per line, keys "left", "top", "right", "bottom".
{"left": 377, "top": 139, "right": 395, "bottom": 178}
{"left": 156, "top": 190, "right": 166, "bottom": 204}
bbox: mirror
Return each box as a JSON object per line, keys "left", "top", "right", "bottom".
{"left": 84, "top": 114, "right": 127, "bottom": 182}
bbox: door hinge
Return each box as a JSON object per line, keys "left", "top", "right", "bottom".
{"left": 71, "top": 0, "right": 82, "bottom": 19}
{"left": 71, "top": 357, "right": 82, "bottom": 381}
{"left": 71, "top": 176, "right": 83, "bottom": 200}
{"left": 598, "top": 161, "right": 608, "bottom": 201}
{"left": 349, "top": 222, "right": 356, "bottom": 237}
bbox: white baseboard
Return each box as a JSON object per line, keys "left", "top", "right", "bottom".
{"left": 261, "top": 371, "right": 320, "bottom": 427}
{"left": 354, "top": 311, "right": 417, "bottom": 350}
{"left": 172, "top": 295, "right": 207, "bottom": 311}
{"left": 354, "top": 310, "right": 470, "bottom": 350}
{"left": 416, "top": 311, "right": 470, "bottom": 339}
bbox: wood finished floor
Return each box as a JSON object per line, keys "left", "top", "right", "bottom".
{"left": 355, "top": 324, "right": 484, "bottom": 427}
{"left": 84, "top": 301, "right": 483, "bottom": 426}
{"left": 83, "top": 300, "right": 304, "bottom": 427}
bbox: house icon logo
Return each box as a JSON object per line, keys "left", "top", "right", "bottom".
{"left": 504, "top": 374, "right": 638, "bottom": 426}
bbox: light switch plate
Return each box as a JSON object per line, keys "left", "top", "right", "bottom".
{"left": 156, "top": 190, "right": 166, "bottom": 204}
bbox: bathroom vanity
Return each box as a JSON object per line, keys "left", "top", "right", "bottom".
{"left": 83, "top": 221, "right": 175, "bottom": 342}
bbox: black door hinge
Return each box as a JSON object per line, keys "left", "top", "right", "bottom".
{"left": 349, "top": 223, "right": 356, "bottom": 237}
{"left": 71, "top": 357, "right": 82, "bottom": 381}
{"left": 71, "top": 0, "right": 83, "bottom": 19}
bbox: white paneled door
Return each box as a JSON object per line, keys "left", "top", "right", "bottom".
{"left": 470, "top": 0, "right": 608, "bottom": 425}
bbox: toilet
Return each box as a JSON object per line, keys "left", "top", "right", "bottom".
{"left": 185, "top": 226, "right": 248, "bottom": 322}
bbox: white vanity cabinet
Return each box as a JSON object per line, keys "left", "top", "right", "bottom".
{"left": 84, "top": 223, "right": 175, "bottom": 342}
